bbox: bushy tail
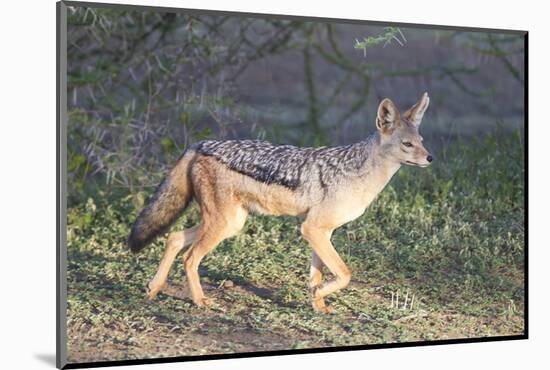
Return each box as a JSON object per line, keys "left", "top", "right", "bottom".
{"left": 128, "top": 152, "right": 194, "bottom": 253}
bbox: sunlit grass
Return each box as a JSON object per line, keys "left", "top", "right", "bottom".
{"left": 66, "top": 129, "right": 524, "bottom": 362}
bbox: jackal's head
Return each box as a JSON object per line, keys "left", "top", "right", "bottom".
{"left": 375, "top": 92, "right": 433, "bottom": 167}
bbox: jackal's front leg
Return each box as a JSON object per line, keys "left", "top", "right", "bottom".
{"left": 309, "top": 251, "right": 331, "bottom": 313}
{"left": 302, "top": 223, "right": 351, "bottom": 313}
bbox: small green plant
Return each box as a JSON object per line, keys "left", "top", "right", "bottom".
{"left": 354, "top": 27, "right": 407, "bottom": 56}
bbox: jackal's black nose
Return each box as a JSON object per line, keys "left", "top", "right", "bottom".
{"left": 427, "top": 155, "right": 433, "bottom": 163}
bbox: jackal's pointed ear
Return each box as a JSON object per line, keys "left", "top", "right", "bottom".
{"left": 376, "top": 98, "right": 400, "bottom": 134}
{"left": 403, "top": 92, "right": 430, "bottom": 127}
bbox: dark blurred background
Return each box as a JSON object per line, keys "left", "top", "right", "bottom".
{"left": 66, "top": 6, "right": 525, "bottom": 202}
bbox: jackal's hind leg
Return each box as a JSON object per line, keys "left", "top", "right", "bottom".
{"left": 147, "top": 226, "right": 199, "bottom": 300}
{"left": 184, "top": 205, "right": 248, "bottom": 307}
{"left": 182, "top": 230, "right": 224, "bottom": 306}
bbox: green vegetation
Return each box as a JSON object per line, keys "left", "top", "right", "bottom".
{"left": 66, "top": 129, "right": 524, "bottom": 362}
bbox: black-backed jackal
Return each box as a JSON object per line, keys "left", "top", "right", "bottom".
{"left": 128, "top": 93, "right": 433, "bottom": 313}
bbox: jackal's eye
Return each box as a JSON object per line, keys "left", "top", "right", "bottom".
{"left": 402, "top": 141, "right": 413, "bottom": 147}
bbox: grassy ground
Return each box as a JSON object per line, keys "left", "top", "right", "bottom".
{"left": 66, "top": 129, "right": 525, "bottom": 363}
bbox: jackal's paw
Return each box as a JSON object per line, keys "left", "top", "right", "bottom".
{"left": 316, "top": 305, "right": 335, "bottom": 314}
{"left": 311, "top": 295, "right": 335, "bottom": 314}
{"left": 194, "top": 297, "right": 215, "bottom": 307}
{"left": 146, "top": 282, "right": 166, "bottom": 301}
{"left": 312, "top": 302, "right": 335, "bottom": 314}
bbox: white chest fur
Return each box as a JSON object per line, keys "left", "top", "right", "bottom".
{"left": 326, "top": 161, "right": 401, "bottom": 227}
